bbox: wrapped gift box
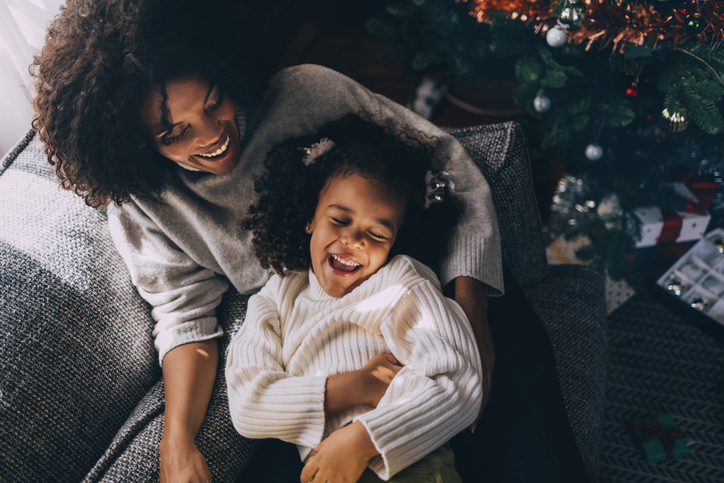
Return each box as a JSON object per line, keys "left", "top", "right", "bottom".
{"left": 627, "top": 414, "right": 688, "bottom": 463}
{"left": 635, "top": 183, "right": 710, "bottom": 248}
{"left": 655, "top": 227, "right": 724, "bottom": 342}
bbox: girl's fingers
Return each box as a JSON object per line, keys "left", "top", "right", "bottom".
{"left": 300, "top": 455, "right": 317, "bottom": 483}
{"left": 384, "top": 354, "right": 400, "bottom": 365}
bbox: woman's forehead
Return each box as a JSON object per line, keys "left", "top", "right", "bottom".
{"left": 139, "top": 73, "right": 211, "bottom": 130}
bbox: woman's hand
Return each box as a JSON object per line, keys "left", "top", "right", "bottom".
{"left": 159, "top": 434, "right": 211, "bottom": 483}
{"left": 454, "top": 276, "right": 494, "bottom": 427}
{"left": 300, "top": 421, "right": 378, "bottom": 483}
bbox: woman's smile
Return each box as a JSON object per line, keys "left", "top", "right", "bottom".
{"left": 140, "top": 73, "right": 241, "bottom": 175}
{"left": 196, "top": 133, "right": 230, "bottom": 159}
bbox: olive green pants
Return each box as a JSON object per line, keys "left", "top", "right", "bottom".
{"left": 357, "top": 443, "right": 461, "bottom": 483}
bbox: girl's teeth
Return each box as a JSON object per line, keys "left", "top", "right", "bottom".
{"left": 198, "top": 136, "right": 229, "bottom": 158}
{"left": 332, "top": 255, "right": 360, "bottom": 267}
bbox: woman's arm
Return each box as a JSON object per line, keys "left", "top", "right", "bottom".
{"left": 159, "top": 339, "right": 218, "bottom": 483}
{"left": 264, "top": 65, "right": 504, "bottom": 295}
{"left": 454, "top": 276, "right": 494, "bottom": 426}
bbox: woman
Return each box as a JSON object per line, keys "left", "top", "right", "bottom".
{"left": 32, "top": 0, "right": 501, "bottom": 481}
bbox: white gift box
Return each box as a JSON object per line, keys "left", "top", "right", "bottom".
{"left": 634, "top": 183, "right": 710, "bottom": 248}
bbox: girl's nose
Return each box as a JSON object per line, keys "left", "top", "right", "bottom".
{"left": 343, "top": 230, "right": 364, "bottom": 249}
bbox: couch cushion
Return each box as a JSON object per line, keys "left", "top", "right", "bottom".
{"left": 449, "top": 122, "right": 548, "bottom": 287}
{"left": 0, "top": 131, "right": 257, "bottom": 482}
{"left": 1, "top": 132, "right": 161, "bottom": 481}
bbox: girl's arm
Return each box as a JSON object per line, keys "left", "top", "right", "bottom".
{"left": 300, "top": 421, "right": 378, "bottom": 483}
{"left": 159, "top": 340, "right": 218, "bottom": 483}
{"left": 225, "top": 284, "right": 327, "bottom": 448}
{"left": 324, "top": 354, "right": 402, "bottom": 417}
{"left": 349, "top": 279, "right": 484, "bottom": 480}
{"left": 226, "top": 277, "right": 403, "bottom": 445}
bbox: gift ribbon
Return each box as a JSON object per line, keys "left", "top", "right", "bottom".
{"left": 626, "top": 417, "right": 685, "bottom": 460}
{"left": 682, "top": 170, "right": 721, "bottom": 211}
{"left": 656, "top": 211, "right": 684, "bottom": 244}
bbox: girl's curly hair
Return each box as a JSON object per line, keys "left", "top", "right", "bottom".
{"left": 244, "top": 114, "right": 462, "bottom": 275}
{"left": 32, "top": 0, "right": 268, "bottom": 208}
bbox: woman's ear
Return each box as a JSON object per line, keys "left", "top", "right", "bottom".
{"left": 305, "top": 218, "right": 315, "bottom": 234}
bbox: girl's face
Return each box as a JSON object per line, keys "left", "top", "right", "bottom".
{"left": 140, "top": 73, "right": 241, "bottom": 175}
{"left": 306, "top": 173, "right": 407, "bottom": 298}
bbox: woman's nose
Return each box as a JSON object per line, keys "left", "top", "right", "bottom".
{"left": 195, "top": 118, "right": 223, "bottom": 147}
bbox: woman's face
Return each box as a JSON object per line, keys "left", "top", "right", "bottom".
{"left": 306, "top": 173, "right": 407, "bottom": 298}
{"left": 140, "top": 73, "right": 241, "bottom": 175}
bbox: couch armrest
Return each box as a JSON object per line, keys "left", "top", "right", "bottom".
{"left": 523, "top": 264, "right": 608, "bottom": 483}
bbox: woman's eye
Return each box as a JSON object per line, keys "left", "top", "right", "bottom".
{"left": 162, "top": 126, "right": 190, "bottom": 145}
{"left": 369, "top": 231, "right": 388, "bottom": 240}
{"left": 331, "top": 217, "right": 348, "bottom": 225}
{"left": 205, "top": 91, "right": 225, "bottom": 112}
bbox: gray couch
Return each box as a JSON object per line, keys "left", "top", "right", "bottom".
{"left": 0, "top": 122, "right": 606, "bottom": 482}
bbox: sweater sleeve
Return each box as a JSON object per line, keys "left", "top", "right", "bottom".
{"left": 107, "top": 202, "right": 226, "bottom": 365}
{"left": 353, "top": 280, "right": 483, "bottom": 480}
{"left": 225, "top": 278, "right": 327, "bottom": 448}
{"left": 265, "top": 65, "right": 503, "bottom": 295}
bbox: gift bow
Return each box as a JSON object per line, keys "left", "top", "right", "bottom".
{"left": 626, "top": 417, "right": 686, "bottom": 460}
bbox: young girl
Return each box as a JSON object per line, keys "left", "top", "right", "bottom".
{"left": 226, "top": 115, "right": 483, "bottom": 482}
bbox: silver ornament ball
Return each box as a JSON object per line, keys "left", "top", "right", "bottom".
{"left": 533, "top": 94, "right": 551, "bottom": 113}
{"left": 558, "top": 3, "right": 586, "bottom": 30}
{"left": 585, "top": 144, "right": 603, "bottom": 160}
{"left": 546, "top": 26, "right": 567, "bottom": 47}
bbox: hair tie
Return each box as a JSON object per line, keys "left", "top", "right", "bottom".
{"left": 300, "top": 138, "right": 335, "bottom": 166}
{"left": 424, "top": 170, "right": 446, "bottom": 209}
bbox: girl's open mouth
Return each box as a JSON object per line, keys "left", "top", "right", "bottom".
{"left": 328, "top": 254, "right": 361, "bottom": 274}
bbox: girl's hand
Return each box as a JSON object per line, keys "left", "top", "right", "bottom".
{"left": 359, "top": 354, "right": 402, "bottom": 408}
{"left": 324, "top": 354, "right": 402, "bottom": 416}
{"left": 159, "top": 435, "right": 212, "bottom": 483}
{"left": 300, "top": 421, "right": 378, "bottom": 483}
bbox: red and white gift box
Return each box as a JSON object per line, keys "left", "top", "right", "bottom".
{"left": 635, "top": 183, "right": 710, "bottom": 248}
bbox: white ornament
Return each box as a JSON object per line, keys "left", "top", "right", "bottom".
{"left": 534, "top": 93, "right": 551, "bottom": 112}
{"left": 546, "top": 26, "right": 568, "bottom": 47}
{"left": 585, "top": 143, "right": 603, "bottom": 160}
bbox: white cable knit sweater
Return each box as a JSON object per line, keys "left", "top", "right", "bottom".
{"left": 225, "top": 255, "right": 483, "bottom": 480}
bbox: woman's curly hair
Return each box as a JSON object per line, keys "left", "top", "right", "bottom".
{"left": 244, "top": 114, "right": 462, "bottom": 275}
{"left": 32, "top": 0, "right": 268, "bottom": 208}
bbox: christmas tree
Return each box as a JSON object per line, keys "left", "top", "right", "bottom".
{"left": 367, "top": 0, "right": 724, "bottom": 280}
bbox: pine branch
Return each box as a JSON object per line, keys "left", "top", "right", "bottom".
{"left": 682, "top": 91, "right": 724, "bottom": 134}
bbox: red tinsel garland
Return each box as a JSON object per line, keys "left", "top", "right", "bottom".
{"left": 464, "top": 0, "right": 724, "bottom": 52}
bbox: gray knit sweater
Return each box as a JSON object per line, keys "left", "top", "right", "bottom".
{"left": 107, "top": 65, "right": 503, "bottom": 364}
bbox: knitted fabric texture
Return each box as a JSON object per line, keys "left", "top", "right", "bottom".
{"left": 226, "top": 255, "right": 482, "bottom": 480}
{"left": 107, "top": 64, "right": 503, "bottom": 367}
{"left": 0, "top": 121, "right": 606, "bottom": 482}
